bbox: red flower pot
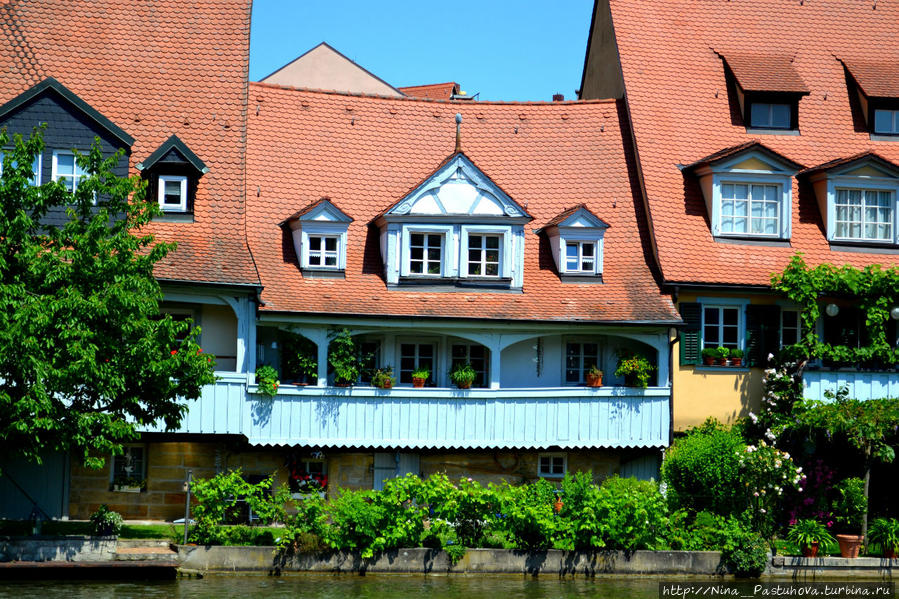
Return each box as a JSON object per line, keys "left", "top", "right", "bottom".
{"left": 412, "top": 377, "right": 426, "bottom": 388}
{"left": 836, "top": 534, "right": 864, "bottom": 558}
{"left": 801, "top": 542, "right": 820, "bottom": 558}
{"left": 585, "top": 372, "right": 603, "bottom": 387}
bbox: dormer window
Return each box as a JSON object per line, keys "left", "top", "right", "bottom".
{"left": 684, "top": 142, "right": 801, "bottom": 241}
{"left": 284, "top": 198, "right": 352, "bottom": 275}
{"left": 136, "top": 135, "right": 208, "bottom": 215}
{"left": 375, "top": 152, "right": 531, "bottom": 289}
{"left": 52, "top": 151, "right": 87, "bottom": 192}
{"left": 720, "top": 52, "right": 809, "bottom": 133}
{"left": 159, "top": 175, "right": 188, "bottom": 212}
{"left": 542, "top": 205, "right": 608, "bottom": 281}
{"left": 841, "top": 59, "right": 899, "bottom": 139}
{"left": 804, "top": 152, "right": 899, "bottom": 247}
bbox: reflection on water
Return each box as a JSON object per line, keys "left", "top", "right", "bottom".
{"left": 0, "top": 574, "right": 665, "bottom": 599}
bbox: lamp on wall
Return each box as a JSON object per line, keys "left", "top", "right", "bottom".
{"left": 891, "top": 307, "right": 899, "bottom": 320}
{"left": 825, "top": 303, "right": 840, "bottom": 317}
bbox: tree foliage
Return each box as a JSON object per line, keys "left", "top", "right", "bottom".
{"left": 0, "top": 128, "right": 215, "bottom": 468}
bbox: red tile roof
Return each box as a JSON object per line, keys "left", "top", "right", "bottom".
{"left": 841, "top": 59, "right": 899, "bottom": 99}
{"left": 246, "top": 84, "right": 679, "bottom": 323}
{"left": 0, "top": 0, "right": 259, "bottom": 287}
{"left": 398, "top": 82, "right": 460, "bottom": 100}
{"left": 684, "top": 141, "right": 804, "bottom": 172}
{"left": 603, "top": 0, "right": 899, "bottom": 286}
{"left": 721, "top": 52, "right": 809, "bottom": 94}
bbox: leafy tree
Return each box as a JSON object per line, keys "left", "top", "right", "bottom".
{"left": 0, "top": 128, "right": 215, "bottom": 469}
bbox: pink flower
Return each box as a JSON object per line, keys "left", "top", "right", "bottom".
{"left": 827, "top": 521, "right": 833, "bottom": 528}
{"left": 170, "top": 350, "right": 178, "bottom": 355}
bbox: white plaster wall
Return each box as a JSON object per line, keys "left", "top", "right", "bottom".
{"left": 201, "top": 304, "right": 238, "bottom": 371}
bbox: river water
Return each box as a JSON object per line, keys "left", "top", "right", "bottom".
{"left": 0, "top": 574, "right": 666, "bottom": 599}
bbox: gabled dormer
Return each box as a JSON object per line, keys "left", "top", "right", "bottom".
{"left": 719, "top": 52, "right": 810, "bottom": 133}
{"left": 541, "top": 205, "right": 609, "bottom": 282}
{"left": 802, "top": 152, "right": 899, "bottom": 246}
{"left": 283, "top": 198, "right": 353, "bottom": 276}
{"left": 374, "top": 152, "right": 531, "bottom": 288}
{"left": 684, "top": 142, "right": 802, "bottom": 241}
{"left": 136, "top": 135, "right": 207, "bottom": 214}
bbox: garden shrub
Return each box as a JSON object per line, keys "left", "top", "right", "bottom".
{"left": 662, "top": 418, "right": 747, "bottom": 516}
{"left": 417, "top": 473, "right": 496, "bottom": 548}
{"left": 596, "top": 476, "right": 668, "bottom": 550}
{"left": 722, "top": 530, "right": 768, "bottom": 578}
{"left": 493, "top": 478, "right": 558, "bottom": 550}
{"left": 278, "top": 492, "right": 328, "bottom": 554}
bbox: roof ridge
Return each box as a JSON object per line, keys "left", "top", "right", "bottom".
{"left": 248, "top": 81, "right": 618, "bottom": 106}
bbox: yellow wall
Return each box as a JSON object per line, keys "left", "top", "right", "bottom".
{"left": 673, "top": 291, "right": 778, "bottom": 431}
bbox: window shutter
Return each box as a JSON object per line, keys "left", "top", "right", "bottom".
{"left": 746, "top": 305, "right": 781, "bottom": 367}
{"left": 679, "top": 302, "right": 702, "bottom": 365}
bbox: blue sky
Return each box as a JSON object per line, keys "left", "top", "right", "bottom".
{"left": 249, "top": 1, "right": 594, "bottom": 102}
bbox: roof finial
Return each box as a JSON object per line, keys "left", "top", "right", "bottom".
{"left": 455, "top": 113, "right": 462, "bottom": 153}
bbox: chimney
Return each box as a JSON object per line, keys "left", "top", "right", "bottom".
{"left": 552, "top": 93, "right": 565, "bottom": 102}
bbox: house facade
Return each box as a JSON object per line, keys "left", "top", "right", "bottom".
{"left": 579, "top": 0, "right": 899, "bottom": 431}
{"left": 1, "top": 1, "right": 678, "bottom": 521}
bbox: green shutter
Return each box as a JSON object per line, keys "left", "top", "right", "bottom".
{"left": 679, "top": 302, "right": 702, "bottom": 365}
{"left": 746, "top": 305, "right": 781, "bottom": 367}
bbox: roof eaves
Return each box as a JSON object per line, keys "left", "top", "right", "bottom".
{"left": 683, "top": 141, "right": 804, "bottom": 172}
{"left": 136, "top": 134, "right": 208, "bottom": 174}
{"left": 0, "top": 77, "right": 135, "bottom": 147}
{"left": 799, "top": 151, "right": 899, "bottom": 177}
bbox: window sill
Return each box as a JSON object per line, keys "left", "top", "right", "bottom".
{"left": 302, "top": 268, "right": 345, "bottom": 279}
{"left": 694, "top": 365, "right": 752, "bottom": 373}
{"left": 155, "top": 212, "right": 194, "bottom": 223}
{"left": 392, "top": 276, "right": 517, "bottom": 292}
{"left": 560, "top": 274, "right": 603, "bottom": 284}
{"left": 870, "top": 134, "right": 899, "bottom": 142}
{"left": 829, "top": 241, "right": 899, "bottom": 254}
{"left": 745, "top": 128, "right": 800, "bottom": 136}
{"left": 714, "top": 236, "right": 791, "bottom": 247}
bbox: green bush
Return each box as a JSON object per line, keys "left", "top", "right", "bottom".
{"left": 596, "top": 476, "right": 668, "bottom": 550}
{"left": 723, "top": 531, "right": 768, "bottom": 578}
{"left": 417, "top": 473, "right": 496, "bottom": 548}
{"left": 493, "top": 479, "right": 558, "bottom": 550}
{"left": 662, "top": 419, "right": 747, "bottom": 516}
{"left": 89, "top": 504, "right": 123, "bottom": 537}
{"left": 277, "top": 492, "right": 328, "bottom": 554}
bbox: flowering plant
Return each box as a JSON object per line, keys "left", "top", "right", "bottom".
{"left": 614, "top": 353, "right": 654, "bottom": 388}
{"left": 255, "top": 365, "right": 279, "bottom": 397}
{"left": 738, "top": 440, "right": 802, "bottom": 541}
{"left": 291, "top": 471, "right": 328, "bottom": 494}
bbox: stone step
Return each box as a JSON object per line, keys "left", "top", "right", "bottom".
{"left": 114, "top": 546, "right": 179, "bottom": 562}
{"left": 117, "top": 539, "right": 174, "bottom": 549}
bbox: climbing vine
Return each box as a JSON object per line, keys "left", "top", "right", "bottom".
{"left": 771, "top": 254, "right": 899, "bottom": 365}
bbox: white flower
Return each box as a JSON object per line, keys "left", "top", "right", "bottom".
{"left": 767, "top": 353, "right": 774, "bottom": 361}
{"left": 797, "top": 467, "right": 803, "bottom": 473}
{"left": 798, "top": 487, "right": 804, "bottom": 493}
{"left": 753, "top": 491, "right": 759, "bottom": 497}
{"left": 760, "top": 508, "right": 767, "bottom": 514}
{"left": 783, "top": 452, "right": 790, "bottom": 459}
{"left": 775, "top": 460, "right": 781, "bottom": 467}
{"left": 749, "top": 412, "right": 759, "bottom": 423}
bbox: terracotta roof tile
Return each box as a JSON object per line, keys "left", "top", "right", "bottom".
{"left": 721, "top": 52, "right": 809, "bottom": 93}
{"left": 684, "top": 141, "right": 804, "bottom": 172}
{"left": 841, "top": 59, "right": 899, "bottom": 98}
{"left": 607, "top": 0, "right": 899, "bottom": 286}
{"left": 0, "top": 0, "right": 259, "bottom": 287}
{"left": 799, "top": 151, "right": 899, "bottom": 177}
{"left": 398, "top": 82, "right": 459, "bottom": 100}
{"left": 246, "top": 84, "right": 679, "bottom": 323}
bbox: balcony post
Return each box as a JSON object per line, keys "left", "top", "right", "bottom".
{"left": 488, "top": 335, "right": 502, "bottom": 389}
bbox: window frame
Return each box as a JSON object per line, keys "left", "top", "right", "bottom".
{"left": 400, "top": 226, "right": 453, "bottom": 278}
{"left": 701, "top": 304, "right": 744, "bottom": 350}
{"left": 872, "top": 107, "right": 899, "bottom": 136}
{"left": 538, "top": 453, "right": 567, "bottom": 479}
{"left": 743, "top": 92, "right": 801, "bottom": 132}
{"left": 563, "top": 339, "right": 601, "bottom": 386}
{"left": 51, "top": 150, "right": 86, "bottom": 192}
{"left": 780, "top": 308, "right": 802, "bottom": 348}
{"left": 0, "top": 150, "right": 41, "bottom": 185}
{"left": 305, "top": 234, "right": 342, "bottom": 269}
{"left": 396, "top": 339, "right": 439, "bottom": 386}
{"left": 718, "top": 181, "right": 782, "bottom": 237}
{"left": 298, "top": 223, "right": 349, "bottom": 272}
{"left": 450, "top": 342, "right": 489, "bottom": 388}
{"left": 749, "top": 101, "right": 792, "bottom": 130}
{"left": 826, "top": 176, "right": 899, "bottom": 245}
{"left": 109, "top": 444, "right": 147, "bottom": 492}
{"left": 563, "top": 240, "right": 598, "bottom": 274}
{"left": 158, "top": 174, "right": 188, "bottom": 212}
{"left": 832, "top": 187, "right": 895, "bottom": 243}
{"left": 712, "top": 174, "right": 791, "bottom": 240}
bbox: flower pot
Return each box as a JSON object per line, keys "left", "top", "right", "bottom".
{"left": 455, "top": 380, "right": 472, "bottom": 389}
{"left": 884, "top": 547, "right": 897, "bottom": 559}
{"left": 836, "top": 534, "right": 864, "bottom": 558}
{"left": 585, "top": 372, "right": 603, "bottom": 387}
{"left": 412, "top": 377, "right": 426, "bottom": 388}
{"left": 716, "top": 357, "right": 727, "bottom": 366}
{"left": 377, "top": 379, "right": 393, "bottom": 389}
{"left": 334, "top": 381, "right": 353, "bottom": 387}
{"left": 703, "top": 356, "right": 715, "bottom": 366}
{"left": 553, "top": 498, "right": 564, "bottom": 513}
{"left": 801, "top": 542, "right": 820, "bottom": 558}
{"left": 731, "top": 358, "right": 743, "bottom": 367}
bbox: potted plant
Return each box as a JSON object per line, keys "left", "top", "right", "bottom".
{"left": 89, "top": 504, "right": 123, "bottom": 537}
{"left": 615, "top": 352, "right": 655, "bottom": 388}
{"left": 832, "top": 477, "right": 868, "bottom": 558}
{"left": 585, "top": 364, "right": 603, "bottom": 387}
{"left": 868, "top": 518, "right": 899, "bottom": 559}
{"left": 729, "top": 348, "right": 744, "bottom": 367}
{"left": 329, "top": 328, "right": 360, "bottom": 386}
{"left": 279, "top": 330, "right": 318, "bottom": 385}
{"left": 254, "top": 365, "right": 280, "bottom": 397}
{"left": 372, "top": 366, "right": 396, "bottom": 389}
{"left": 701, "top": 347, "right": 717, "bottom": 366}
{"left": 111, "top": 474, "right": 145, "bottom": 493}
{"left": 450, "top": 363, "right": 477, "bottom": 389}
{"left": 411, "top": 366, "right": 430, "bottom": 388}
{"left": 715, "top": 346, "right": 729, "bottom": 366}
{"left": 787, "top": 519, "right": 835, "bottom": 558}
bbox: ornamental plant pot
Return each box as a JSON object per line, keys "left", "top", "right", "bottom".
{"left": 585, "top": 372, "right": 603, "bottom": 387}
{"left": 885, "top": 547, "right": 897, "bottom": 559}
{"left": 380, "top": 379, "right": 393, "bottom": 389}
{"left": 703, "top": 356, "right": 715, "bottom": 366}
{"left": 412, "top": 377, "right": 426, "bottom": 388}
{"left": 801, "top": 542, "right": 820, "bottom": 558}
{"left": 455, "top": 380, "right": 472, "bottom": 389}
{"left": 731, "top": 357, "right": 743, "bottom": 367}
{"left": 334, "top": 381, "right": 353, "bottom": 387}
{"left": 836, "top": 534, "right": 864, "bottom": 558}
{"left": 716, "top": 357, "right": 727, "bottom": 366}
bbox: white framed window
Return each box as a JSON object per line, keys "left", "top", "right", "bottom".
{"left": 749, "top": 102, "right": 791, "bottom": 129}
{"left": 288, "top": 459, "right": 327, "bottom": 497}
{"left": 0, "top": 151, "right": 40, "bottom": 185}
{"left": 834, "top": 188, "right": 893, "bottom": 241}
{"left": 720, "top": 182, "right": 780, "bottom": 236}
{"left": 466, "top": 234, "right": 501, "bottom": 277}
{"left": 408, "top": 232, "right": 444, "bottom": 276}
{"left": 110, "top": 445, "right": 146, "bottom": 491}
{"left": 307, "top": 235, "right": 340, "bottom": 268}
{"left": 158, "top": 175, "right": 188, "bottom": 212}
{"left": 781, "top": 309, "right": 802, "bottom": 347}
{"left": 398, "top": 341, "right": 436, "bottom": 385}
{"left": 538, "top": 453, "right": 567, "bottom": 478}
{"left": 874, "top": 109, "right": 899, "bottom": 135}
{"left": 564, "top": 240, "right": 597, "bottom": 274}
{"left": 451, "top": 342, "right": 489, "bottom": 388}
{"left": 52, "top": 151, "right": 87, "bottom": 192}
{"left": 564, "top": 341, "right": 599, "bottom": 385}
{"left": 702, "top": 305, "right": 741, "bottom": 349}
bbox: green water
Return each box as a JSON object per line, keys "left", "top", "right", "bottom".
{"left": 0, "top": 574, "right": 664, "bottom": 598}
